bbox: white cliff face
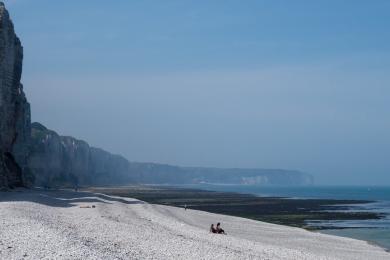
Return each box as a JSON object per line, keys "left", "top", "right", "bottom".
{"left": 28, "top": 123, "right": 133, "bottom": 187}
{"left": 0, "top": 2, "right": 31, "bottom": 189}
{"left": 28, "top": 123, "right": 314, "bottom": 187}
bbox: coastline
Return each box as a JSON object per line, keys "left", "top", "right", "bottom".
{"left": 85, "top": 185, "right": 390, "bottom": 251}
{"left": 1, "top": 188, "right": 389, "bottom": 259}
{"left": 318, "top": 228, "right": 390, "bottom": 253}
{"left": 85, "top": 185, "right": 382, "bottom": 230}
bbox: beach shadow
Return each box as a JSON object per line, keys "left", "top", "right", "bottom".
{"left": 0, "top": 188, "right": 145, "bottom": 208}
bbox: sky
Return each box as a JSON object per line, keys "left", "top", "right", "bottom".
{"left": 3, "top": 0, "right": 390, "bottom": 185}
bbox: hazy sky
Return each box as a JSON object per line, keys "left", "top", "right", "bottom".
{"left": 4, "top": 0, "right": 390, "bottom": 185}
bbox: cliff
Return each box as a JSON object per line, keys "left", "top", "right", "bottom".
{"left": 0, "top": 3, "right": 312, "bottom": 188}
{"left": 0, "top": 3, "right": 31, "bottom": 189}
{"left": 28, "top": 123, "right": 135, "bottom": 187}
{"left": 130, "top": 163, "right": 313, "bottom": 186}
{"left": 28, "top": 123, "right": 313, "bottom": 187}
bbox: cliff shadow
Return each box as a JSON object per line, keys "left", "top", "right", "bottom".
{"left": 0, "top": 188, "right": 145, "bottom": 208}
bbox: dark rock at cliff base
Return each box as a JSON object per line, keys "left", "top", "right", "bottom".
{"left": 0, "top": 3, "right": 31, "bottom": 189}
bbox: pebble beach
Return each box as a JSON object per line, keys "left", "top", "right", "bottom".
{"left": 0, "top": 189, "right": 389, "bottom": 260}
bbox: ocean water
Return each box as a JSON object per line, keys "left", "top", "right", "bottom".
{"left": 180, "top": 184, "right": 390, "bottom": 201}
{"left": 180, "top": 184, "right": 390, "bottom": 250}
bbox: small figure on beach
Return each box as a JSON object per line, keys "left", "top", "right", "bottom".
{"left": 210, "top": 223, "right": 226, "bottom": 234}
{"left": 216, "top": 222, "right": 226, "bottom": 234}
{"left": 184, "top": 204, "right": 187, "bottom": 210}
{"left": 210, "top": 224, "right": 217, "bottom": 233}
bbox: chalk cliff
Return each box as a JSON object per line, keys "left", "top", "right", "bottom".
{"left": 0, "top": 3, "right": 31, "bottom": 189}
{"left": 28, "top": 123, "right": 313, "bottom": 187}
{"left": 28, "top": 123, "right": 134, "bottom": 187}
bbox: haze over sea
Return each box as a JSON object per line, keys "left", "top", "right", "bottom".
{"left": 181, "top": 184, "right": 390, "bottom": 250}
{"left": 1, "top": 0, "right": 390, "bottom": 258}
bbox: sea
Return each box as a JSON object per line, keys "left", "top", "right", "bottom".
{"left": 179, "top": 184, "right": 390, "bottom": 251}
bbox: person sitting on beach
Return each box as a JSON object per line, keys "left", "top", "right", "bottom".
{"left": 210, "top": 224, "right": 217, "bottom": 233}
{"left": 216, "top": 222, "right": 226, "bottom": 234}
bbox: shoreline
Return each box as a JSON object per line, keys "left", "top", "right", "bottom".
{"left": 85, "top": 185, "right": 383, "bottom": 230}
{"left": 1, "top": 188, "right": 389, "bottom": 259}
{"left": 317, "top": 228, "right": 390, "bottom": 253}
{"left": 85, "top": 185, "right": 390, "bottom": 251}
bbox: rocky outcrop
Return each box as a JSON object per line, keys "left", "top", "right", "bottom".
{"left": 29, "top": 123, "right": 313, "bottom": 187}
{"left": 0, "top": 3, "right": 31, "bottom": 189}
